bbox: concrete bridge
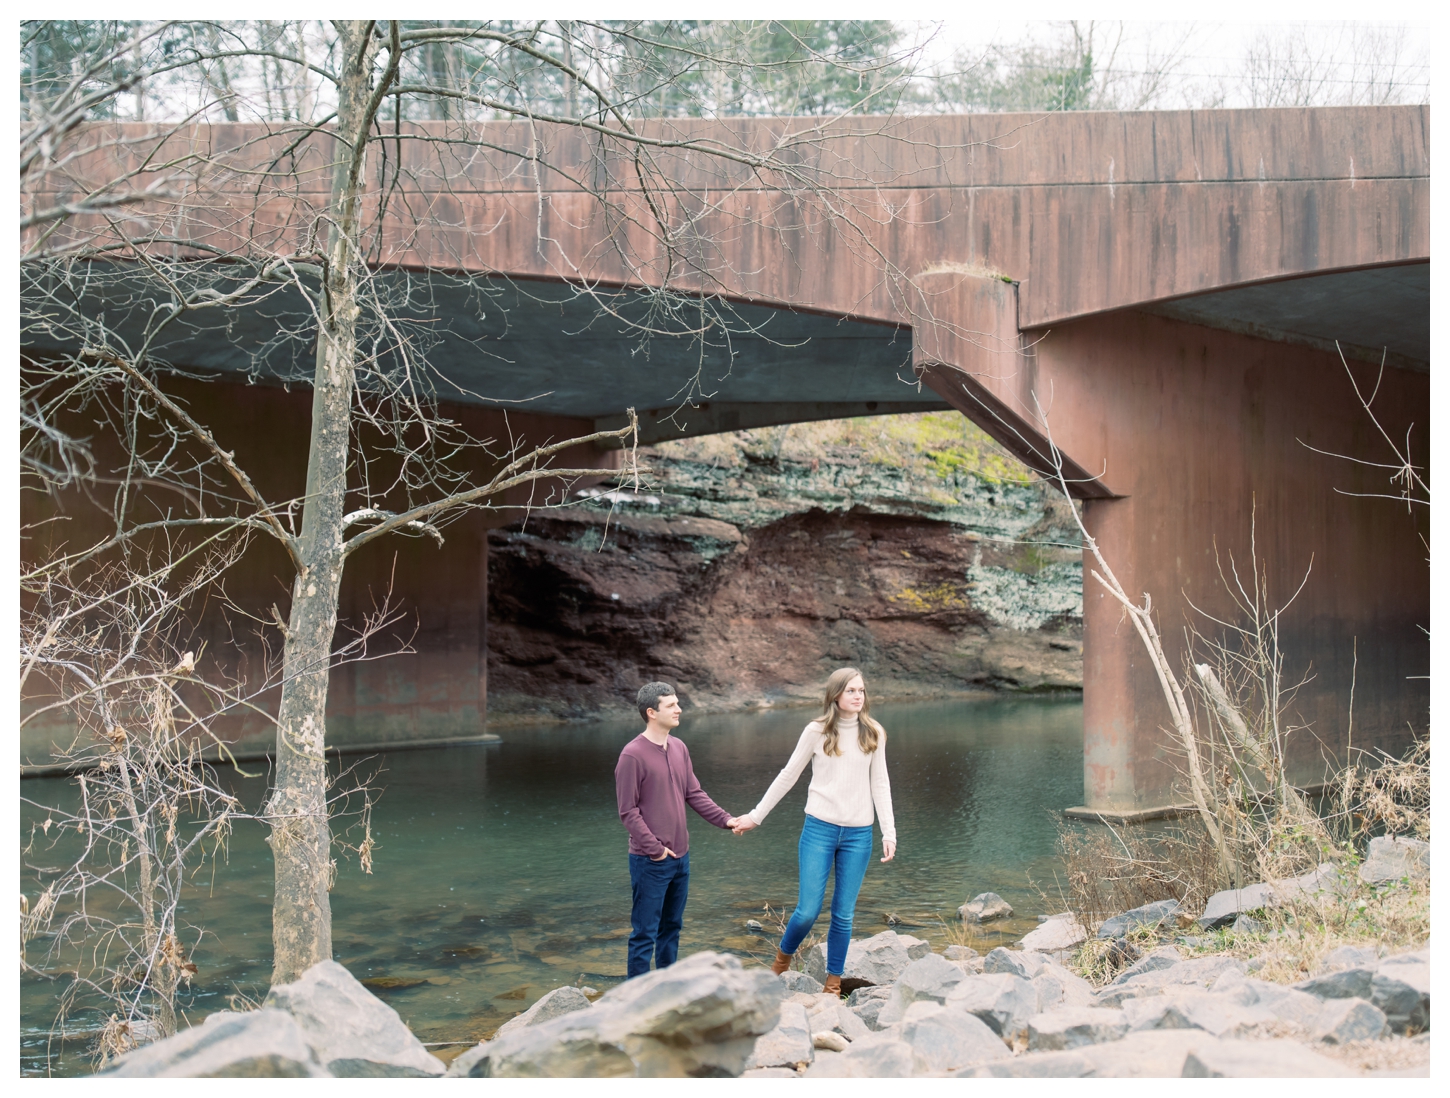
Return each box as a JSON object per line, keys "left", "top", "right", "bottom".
{"left": 23, "top": 106, "right": 1429, "bottom": 815}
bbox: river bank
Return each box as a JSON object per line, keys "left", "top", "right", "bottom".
{"left": 487, "top": 413, "right": 1083, "bottom": 724}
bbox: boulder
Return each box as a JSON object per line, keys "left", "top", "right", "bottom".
{"left": 983, "top": 946, "right": 1045, "bottom": 979}
{"left": 1358, "top": 836, "right": 1429, "bottom": 885}
{"left": 942, "top": 945, "right": 978, "bottom": 962}
{"left": 1230, "top": 914, "right": 1262, "bottom": 935}
{"left": 1112, "top": 946, "right": 1182, "bottom": 984}
{"left": 1370, "top": 949, "right": 1430, "bottom": 1033}
{"left": 1231, "top": 978, "right": 1324, "bottom": 1030}
{"left": 944, "top": 973, "right": 1038, "bottom": 1041}
{"left": 897, "top": 1001, "right": 1011, "bottom": 1073}
{"left": 1077, "top": 1030, "right": 1225, "bottom": 1077}
{"left": 1181, "top": 1038, "right": 1347, "bottom": 1077}
{"left": 1097, "top": 955, "right": 1247, "bottom": 1007}
{"left": 780, "top": 970, "right": 823, "bottom": 995}
{"left": 1122, "top": 990, "right": 1276, "bottom": 1038}
{"left": 958, "top": 892, "right": 1013, "bottom": 923}
{"left": 1096, "top": 899, "right": 1181, "bottom": 940}
{"left": 493, "top": 986, "right": 593, "bottom": 1040}
{"left": 1020, "top": 916, "right": 1087, "bottom": 953}
{"left": 812, "top": 1031, "right": 849, "bottom": 1052}
{"left": 1197, "top": 883, "right": 1273, "bottom": 930}
{"left": 804, "top": 930, "right": 919, "bottom": 987}
{"left": 744, "top": 1001, "right": 813, "bottom": 1071}
{"left": 850, "top": 997, "right": 892, "bottom": 1032}
{"left": 1312, "top": 997, "right": 1388, "bottom": 1044}
{"left": 1317, "top": 944, "right": 1380, "bottom": 972}
{"left": 1294, "top": 966, "right": 1375, "bottom": 1001}
{"left": 454, "top": 952, "right": 784, "bottom": 1078}
{"left": 262, "top": 960, "right": 445, "bottom": 1077}
{"left": 98, "top": 1010, "right": 329, "bottom": 1078}
{"left": 1026, "top": 1006, "right": 1129, "bottom": 1050}
{"left": 803, "top": 1033, "right": 915, "bottom": 1077}
{"left": 878, "top": 953, "right": 969, "bottom": 1024}
{"left": 1030, "top": 964, "right": 1096, "bottom": 1012}
{"left": 846, "top": 984, "right": 893, "bottom": 1007}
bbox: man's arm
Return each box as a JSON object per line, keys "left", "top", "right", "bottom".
{"left": 615, "top": 753, "right": 667, "bottom": 858}
{"left": 679, "top": 745, "right": 734, "bottom": 829}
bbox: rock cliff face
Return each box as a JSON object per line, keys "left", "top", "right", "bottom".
{"left": 487, "top": 415, "right": 1083, "bottom": 722}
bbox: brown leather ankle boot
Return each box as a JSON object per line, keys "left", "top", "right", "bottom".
{"left": 771, "top": 949, "right": 793, "bottom": 976}
{"left": 823, "top": 973, "right": 842, "bottom": 998}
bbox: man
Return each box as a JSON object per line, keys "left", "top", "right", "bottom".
{"left": 615, "top": 681, "right": 744, "bottom": 978}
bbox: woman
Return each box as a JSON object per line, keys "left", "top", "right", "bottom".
{"left": 731, "top": 667, "right": 896, "bottom": 997}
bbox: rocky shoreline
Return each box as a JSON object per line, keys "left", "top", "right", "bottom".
{"left": 103, "top": 850, "right": 1430, "bottom": 1078}
{"left": 487, "top": 414, "right": 1084, "bottom": 724}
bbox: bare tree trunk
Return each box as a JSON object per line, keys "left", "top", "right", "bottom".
{"left": 266, "top": 19, "right": 381, "bottom": 986}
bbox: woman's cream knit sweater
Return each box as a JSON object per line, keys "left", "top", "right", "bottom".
{"left": 743, "top": 716, "right": 895, "bottom": 842}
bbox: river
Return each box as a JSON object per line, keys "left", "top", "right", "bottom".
{"left": 20, "top": 695, "right": 1082, "bottom": 1075}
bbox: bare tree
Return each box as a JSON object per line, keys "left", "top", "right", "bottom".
{"left": 20, "top": 19, "right": 939, "bottom": 987}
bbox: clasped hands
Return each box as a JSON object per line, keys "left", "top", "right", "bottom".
{"left": 725, "top": 816, "right": 896, "bottom": 862}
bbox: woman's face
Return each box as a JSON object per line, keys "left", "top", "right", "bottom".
{"left": 838, "top": 675, "right": 866, "bottom": 714}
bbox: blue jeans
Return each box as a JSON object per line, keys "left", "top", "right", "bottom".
{"left": 627, "top": 852, "right": 690, "bottom": 977}
{"left": 779, "top": 815, "right": 873, "bottom": 976}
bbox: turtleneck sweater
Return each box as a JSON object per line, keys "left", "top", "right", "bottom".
{"left": 743, "top": 715, "right": 895, "bottom": 842}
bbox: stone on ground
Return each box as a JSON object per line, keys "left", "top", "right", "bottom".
{"left": 1231, "top": 978, "right": 1325, "bottom": 1030}
{"left": 958, "top": 892, "right": 1013, "bottom": 922}
{"left": 1312, "top": 997, "right": 1389, "bottom": 1044}
{"left": 453, "top": 951, "right": 783, "bottom": 1078}
{"left": 803, "top": 1033, "right": 915, "bottom": 1078}
{"left": 807, "top": 999, "right": 871, "bottom": 1042}
{"left": 897, "top": 1001, "right": 1011, "bottom": 1073}
{"left": 1112, "top": 946, "right": 1181, "bottom": 983}
{"left": 957, "top": 1049, "right": 1095, "bottom": 1077}
{"left": 493, "top": 986, "right": 593, "bottom": 1040}
{"left": 1197, "top": 883, "right": 1274, "bottom": 929}
{"left": 1097, "top": 899, "right": 1181, "bottom": 940}
{"left": 1122, "top": 990, "right": 1275, "bottom": 1038}
{"left": 944, "top": 973, "right": 1038, "bottom": 1041}
{"left": 1027, "top": 1006, "right": 1130, "bottom": 1050}
{"left": 877, "top": 953, "right": 968, "bottom": 1024}
{"left": 780, "top": 970, "right": 823, "bottom": 994}
{"left": 943, "top": 945, "right": 978, "bottom": 961}
{"left": 98, "top": 1010, "right": 329, "bottom": 1078}
{"left": 1294, "top": 966, "right": 1376, "bottom": 1001}
{"left": 1358, "top": 836, "right": 1429, "bottom": 884}
{"left": 983, "top": 946, "right": 1045, "bottom": 979}
{"left": 262, "top": 959, "right": 446, "bottom": 1077}
{"left": 812, "top": 1031, "right": 849, "bottom": 1052}
{"left": 1097, "top": 955, "right": 1247, "bottom": 1007}
{"left": 803, "top": 930, "right": 918, "bottom": 987}
{"left": 1181, "top": 1038, "right": 1347, "bottom": 1077}
{"left": 744, "top": 1001, "right": 813, "bottom": 1071}
{"left": 1370, "top": 949, "right": 1430, "bottom": 1033}
{"left": 1021, "top": 914, "right": 1087, "bottom": 952}
{"left": 1318, "top": 944, "right": 1380, "bottom": 972}
{"left": 1031, "top": 962, "right": 1096, "bottom": 1012}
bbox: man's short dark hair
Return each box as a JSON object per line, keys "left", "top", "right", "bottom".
{"left": 637, "top": 681, "right": 676, "bottom": 721}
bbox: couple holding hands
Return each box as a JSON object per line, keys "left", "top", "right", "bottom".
{"left": 614, "top": 668, "right": 896, "bottom": 997}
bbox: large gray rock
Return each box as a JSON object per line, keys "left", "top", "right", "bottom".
{"left": 805, "top": 996, "right": 871, "bottom": 1042}
{"left": 1097, "top": 899, "right": 1182, "bottom": 940}
{"left": 878, "top": 953, "right": 969, "bottom": 1024}
{"left": 1196, "top": 864, "right": 1340, "bottom": 930}
{"left": 897, "top": 1001, "right": 1011, "bottom": 1073}
{"left": 780, "top": 970, "right": 823, "bottom": 995}
{"left": 1181, "top": 1038, "right": 1347, "bottom": 1077}
{"left": 1031, "top": 964, "right": 1096, "bottom": 1012}
{"left": 493, "top": 986, "right": 593, "bottom": 1040}
{"left": 803, "top": 930, "right": 923, "bottom": 987}
{"left": 744, "top": 1001, "right": 813, "bottom": 1070}
{"left": 455, "top": 952, "right": 783, "bottom": 1078}
{"left": 98, "top": 1009, "right": 330, "bottom": 1078}
{"left": 1371, "top": 948, "right": 1430, "bottom": 1033}
{"left": 1312, "top": 997, "right": 1388, "bottom": 1043}
{"left": 983, "top": 946, "right": 1045, "bottom": 979}
{"left": 1097, "top": 956, "right": 1248, "bottom": 1007}
{"left": 944, "top": 973, "right": 1038, "bottom": 1041}
{"left": 1317, "top": 944, "right": 1380, "bottom": 972}
{"left": 1021, "top": 914, "right": 1087, "bottom": 953}
{"left": 943, "top": 945, "right": 978, "bottom": 962}
{"left": 803, "top": 1033, "right": 915, "bottom": 1077}
{"left": 1122, "top": 990, "right": 1275, "bottom": 1038}
{"left": 1358, "top": 836, "right": 1429, "bottom": 884}
{"left": 958, "top": 892, "right": 1013, "bottom": 923}
{"left": 1294, "top": 966, "right": 1375, "bottom": 1001}
{"left": 1026, "top": 1006, "right": 1129, "bottom": 1050}
{"left": 1111, "top": 945, "right": 1181, "bottom": 984}
{"left": 1230, "top": 978, "right": 1324, "bottom": 1030}
{"left": 263, "top": 960, "right": 445, "bottom": 1077}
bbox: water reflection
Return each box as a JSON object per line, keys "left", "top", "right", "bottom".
{"left": 21, "top": 695, "right": 1081, "bottom": 1075}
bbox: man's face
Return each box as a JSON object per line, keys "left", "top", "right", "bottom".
{"left": 648, "top": 694, "right": 682, "bottom": 729}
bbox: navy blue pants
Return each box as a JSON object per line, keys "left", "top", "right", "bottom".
{"left": 627, "top": 852, "right": 690, "bottom": 977}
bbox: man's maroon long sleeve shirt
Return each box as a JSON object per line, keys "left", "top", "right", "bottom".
{"left": 615, "top": 733, "right": 732, "bottom": 857}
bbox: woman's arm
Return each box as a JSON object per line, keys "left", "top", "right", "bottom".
{"left": 741, "top": 725, "right": 819, "bottom": 827}
{"left": 869, "top": 731, "right": 896, "bottom": 853}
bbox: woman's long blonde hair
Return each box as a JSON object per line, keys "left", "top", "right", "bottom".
{"left": 818, "top": 667, "right": 883, "bottom": 757}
